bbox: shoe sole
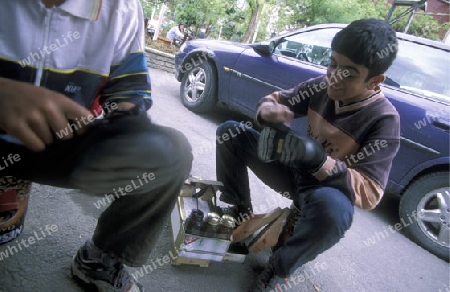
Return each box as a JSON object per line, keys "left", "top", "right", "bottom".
{"left": 248, "top": 208, "right": 291, "bottom": 253}
{"left": 71, "top": 255, "right": 144, "bottom": 292}
{"left": 271, "top": 206, "right": 302, "bottom": 253}
{"left": 232, "top": 207, "right": 284, "bottom": 242}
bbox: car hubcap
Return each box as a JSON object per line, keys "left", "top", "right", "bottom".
{"left": 184, "top": 67, "right": 206, "bottom": 103}
{"left": 416, "top": 188, "right": 450, "bottom": 248}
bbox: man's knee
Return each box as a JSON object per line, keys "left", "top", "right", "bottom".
{"left": 128, "top": 126, "right": 193, "bottom": 179}
{"left": 152, "top": 126, "right": 192, "bottom": 166}
{"left": 113, "top": 127, "right": 190, "bottom": 167}
{"left": 69, "top": 125, "right": 192, "bottom": 194}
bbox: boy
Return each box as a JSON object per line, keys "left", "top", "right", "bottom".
{"left": 216, "top": 18, "right": 400, "bottom": 290}
{"left": 0, "top": 1, "right": 192, "bottom": 291}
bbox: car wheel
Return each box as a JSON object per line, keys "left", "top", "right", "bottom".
{"left": 399, "top": 171, "right": 450, "bottom": 261}
{"left": 180, "top": 60, "right": 217, "bottom": 113}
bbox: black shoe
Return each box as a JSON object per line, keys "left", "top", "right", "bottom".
{"left": 253, "top": 264, "right": 287, "bottom": 291}
{"left": 71, "top": 240, "right": 144, "bottom": 292}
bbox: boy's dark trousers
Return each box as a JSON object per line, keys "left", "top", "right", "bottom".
{"left": 216, "top": 120, "right": 354, "bottom": 277}
{"left": 0, "top": 112, "right": 193, "bottom": 266}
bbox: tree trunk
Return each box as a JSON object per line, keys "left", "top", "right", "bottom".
{"left": 242, "top": 0, "right": 263, "bottom": 43}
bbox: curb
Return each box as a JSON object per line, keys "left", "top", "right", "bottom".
{"left": 145, "top": 46, "right": 175, "bottom": 73}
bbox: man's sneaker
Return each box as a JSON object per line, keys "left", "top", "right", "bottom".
{"left": 272, "top": 206, "right": 301, "bottom": 253}
{"left": 71, "top": 240, "right": 143, "bottom": 292}
{"left": 253, "top": 265, "right": 287, "bottom": 291}
{"left": 248, "top": 208, "right": 291, "bottom": 253}
{"left": 232, "top": 207, "right": 283, "bottom": 242}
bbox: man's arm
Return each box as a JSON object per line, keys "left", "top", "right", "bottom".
{"left": 99, "top": 0, "right": 152, "bottom": 113}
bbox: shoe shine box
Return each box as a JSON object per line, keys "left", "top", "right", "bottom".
{"left": 170, "top": 179, "right": 246, "bottom": 267}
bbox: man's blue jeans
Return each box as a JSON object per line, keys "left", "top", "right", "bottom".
{"left": 0, "top": 112, "right": 193, "bottom": 266}
{"left": 216, "top": 120, "right": 354, "bottom": 278}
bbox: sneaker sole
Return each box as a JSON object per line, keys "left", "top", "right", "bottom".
{"left": 71, "top": 255, "right": 144, "bottom": 292}
{"left": 248, "top": 208, "right": 291, "bottom": 253}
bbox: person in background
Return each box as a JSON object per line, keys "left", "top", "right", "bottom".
{"left": 166, "top": 23, "right": 185, "bottom": 43}
{"left": 197, "top": 26, "right": 207, "bottom": 39}
{"left": 216, "top": 18, "right": 400, "bottom": 291}
{"left": 147, "top": 15, "right": 159, "bottom": 39}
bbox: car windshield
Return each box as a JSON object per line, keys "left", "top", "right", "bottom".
{"left": 385, "top": 40, "right": 450, "bottom": 101}
{"left": 278, "top": 28, "right": 340, "bottom": 65}
{"left": 278, "top": 28, "right": 450, "bottom": 101}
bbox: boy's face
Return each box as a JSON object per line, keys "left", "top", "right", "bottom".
{"left": 326, "top": 52, "right": 383, "bottom": 105}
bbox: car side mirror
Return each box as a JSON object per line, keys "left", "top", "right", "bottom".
{"left": 250, "top": 40, "right": 276, "bottom": 56}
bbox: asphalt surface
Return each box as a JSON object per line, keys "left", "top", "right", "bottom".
{"left": 0, "top": 67, "right": 449, "bottom": 292}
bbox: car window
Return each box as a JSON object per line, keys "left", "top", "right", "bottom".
{"left": 274, "top": 28, "right": 340, "bottom": 66}
{"left": 385, "top": 40, "right": 450, "bottom": 100}
{"left": 275, "top": 27, "right": 449, "bottom": 101}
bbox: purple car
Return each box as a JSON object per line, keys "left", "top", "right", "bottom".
{"left": 174, "top": 23, "right": 450, "bottom": 260}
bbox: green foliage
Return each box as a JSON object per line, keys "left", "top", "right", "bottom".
{"left": 145, "top": 35, "right": 179, "bottom": 54}
{"left": 138, "top": 0, "right": 152, "bottom": 18}
{"left": 219, "top": 10, "right": 247, "bottom": 41}
{"left": 138, "top": 0, "right": 172, "bottom": 18}
{"left": 172, "top": 0, "right": 228, "bottom": 29}
{"left": 217, "top": 1, "right": 257, "bottom": 41}
{"left": 149, "top": 0, "right": 447, "bottom": 42}
{"left": 274, "top": 0, "right": 447, "bottom": 40}
{"left": 389, "top": 8, "right": 449, "bottom": 40}
{"left": 276, "top": 0, "right": 387, "bottom": 30}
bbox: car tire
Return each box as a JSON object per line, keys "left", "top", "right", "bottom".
{"left": 399, "top": 171, "right": 450, "bottom": 261}
{"left": 180, "top": 60, "right": 217, "bottom": 113}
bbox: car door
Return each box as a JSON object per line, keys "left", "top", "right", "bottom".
{"left": 379, "top": 38, "right": 450, "bottom": 188}
{"left": 225, "top": 27, "right": 341, "bottom": 120}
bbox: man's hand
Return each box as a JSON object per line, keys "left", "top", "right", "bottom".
{"left": 0, "top": 78, "right": 92, "bottom": 152}
{"left": 258, "top": 100, "right": 294, "bottom": 125}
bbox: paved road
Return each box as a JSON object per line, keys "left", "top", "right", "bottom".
{"left": 0, "top": 68, "right": 448, "bottom": 292}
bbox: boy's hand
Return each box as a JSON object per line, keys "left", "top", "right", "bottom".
{"left": 258, "top": 101, "right": 294, "bottom": 124}
{"left": 0, "top": 78, "right": 92, "bottom": 152}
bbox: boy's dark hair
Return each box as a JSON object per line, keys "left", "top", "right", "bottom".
{"left": 331, "top": 18, "right": 398, "bottom": 81}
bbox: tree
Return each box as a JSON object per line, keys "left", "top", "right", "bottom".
{"left": 274, "top": 0, "right": 447, "bottom": 40}
{"left": 172, "top": 0, "right": 228, "bottom": 33}
{"left": 241, "top": 0, "right": 266, "bottom": 43}
{"left": 388, "top": 8, "right": 450, "bottom": 40}
{"left": 218, "top": 5, "right": 247, "bottom": 41}
{"left": 276, "top": 0, "right": 386, "bottom": 30}
{"left": 139, "top": 0, "right": 175, "bottom": 18}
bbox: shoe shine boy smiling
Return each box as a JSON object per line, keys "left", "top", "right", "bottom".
{"left": 215, "top": 18, "right": 401, "bottom": 290}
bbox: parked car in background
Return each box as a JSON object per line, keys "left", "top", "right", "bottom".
{"left": 174, "top": 23, "right": 450, "bottom": 261}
